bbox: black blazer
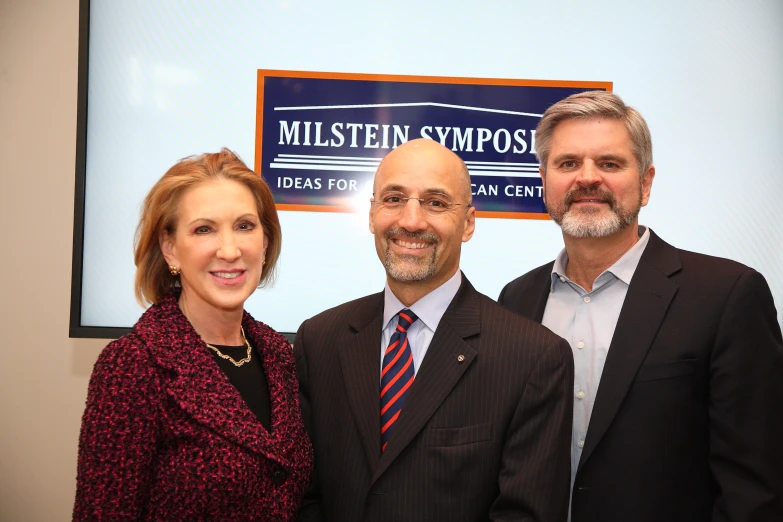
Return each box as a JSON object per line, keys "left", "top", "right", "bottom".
{"left": 499, "top": 230, "right": 783, "bottom": 522}
{"left": 295, "top": 276, "right": 574, "bottom": 522}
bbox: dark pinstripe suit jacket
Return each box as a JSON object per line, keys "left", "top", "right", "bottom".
{"left": 294, "top": 275, "right": 574, "bottom": 522}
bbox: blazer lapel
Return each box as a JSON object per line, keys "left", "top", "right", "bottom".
{"left": 243, "top": 315, "right": 303, "bottom": 468}
{"left": 578, "top": 231, "right": 681, "bottom": 472}
{"left": 501, "top": 262, "right": 553, "bottom": 323}
{"left": 136, "top": 294, "right": 288, "bottom": 466}
{"left": 338, "top": 294, "right": 385, "bottom": 473}
{"left": 530, "top": 264, "right": 554, "bottom": 322}
{"left": 372, "top": 277, "right": 481, "bottom": 484}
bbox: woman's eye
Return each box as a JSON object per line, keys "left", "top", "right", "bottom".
{"left": 238, "top": 222, "right": 255, "bottom": 231}
{"left": 194, "top": 225, "right": 211, "bottom": 234}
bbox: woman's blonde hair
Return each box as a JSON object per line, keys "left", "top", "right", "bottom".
{"left": 134, "top": 148, "right": 281, "bottom": 306}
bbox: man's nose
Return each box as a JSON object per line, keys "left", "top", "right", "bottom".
{"left": 575, "top": 161, "right": 601, "bottom": 187}
{"left": 396, "top": 198, "right": 428, "bottom": 231}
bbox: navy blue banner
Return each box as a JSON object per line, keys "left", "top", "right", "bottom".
{"left": 255, "top": 71, "right": 611, "bottom": 218}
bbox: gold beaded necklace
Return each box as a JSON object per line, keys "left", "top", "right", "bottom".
{"left": 204, "top": 326, "right": 252, "bottom": 367}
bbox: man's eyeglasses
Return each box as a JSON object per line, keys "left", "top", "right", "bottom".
{"left": 371, "top": 191, "right": 472, "bottom": 217}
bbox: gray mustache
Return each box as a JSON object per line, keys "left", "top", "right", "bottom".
{"left": 565, "top": 189, "right": 616, "bottom": 208}
{"left": 384, "top": 227, "right": 440, "bottom": 244}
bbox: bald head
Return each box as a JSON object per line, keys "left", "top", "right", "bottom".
{"left": 369, "top": 138, "right": 476, "bottom": 305}
{"left": 374, "top": 139, "right": 472, "bottom": 203}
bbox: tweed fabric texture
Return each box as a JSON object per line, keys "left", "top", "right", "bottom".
{"left": 74, "top": 292, "right": 313, "bottom": 521}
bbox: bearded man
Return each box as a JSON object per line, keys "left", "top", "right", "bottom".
{"left": 295, "top": 138, "right": 574, "bottom": 522}
{"left": 499, "top": 91, "right": 783, "bottom": 522}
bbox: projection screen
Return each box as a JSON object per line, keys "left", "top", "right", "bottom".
{"left": 70, "top": 0, "right": 783, "bottom": 339}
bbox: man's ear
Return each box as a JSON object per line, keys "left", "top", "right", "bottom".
{"left": 641, "top": 165, "right": 655, "bottom": 207}
{"left": 369, "top": 204, "right": 375, "bottom": 235}
{"left": 539, "top": 167, "right": 547, "bottom": 204}
{"left": 462, "top": 206, "right": 476, "bottom": 243}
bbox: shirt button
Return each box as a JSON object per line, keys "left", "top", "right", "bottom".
{"left": 578, "top": 440, "right": 585, "bottom": 448}
{"left": 583, "top": 296, "right": 591, "bottom": 303}
{"left": 576, "top": 341, "right": 584, "bottom": 349}
{"left": 576, "top": 391, "right": 585, "bottom": 399}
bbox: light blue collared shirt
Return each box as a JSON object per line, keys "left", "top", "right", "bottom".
{"left": 542, "top": 226, "right": 650, "bottom": 494}
{"left": 380, "top": 270, "right": 462, "bottom": 377}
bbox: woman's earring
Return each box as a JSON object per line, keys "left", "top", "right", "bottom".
{"left": 169, "top": 265, "right": 181, "bottom": 276}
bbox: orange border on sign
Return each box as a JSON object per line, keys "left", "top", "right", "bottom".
{"left": 475, "top": 211, "right": 551, "bottom": 220}
{"left": 276, "top": 204, "right": 356, "bottom": 213}
{"left": 255, "top": 70, "right": 612, "bottom": 218}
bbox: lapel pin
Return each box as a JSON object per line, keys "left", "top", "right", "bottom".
{"left": 457, "top": 354, "right": 465, "bottom": 362}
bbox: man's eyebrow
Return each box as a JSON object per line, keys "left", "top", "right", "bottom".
{"left": 550, "top": 153, "right": 580, "bottom": 164}
{"left": 549, "top": 153, "right": 630, "bottom": 164}
{"left": 377, "top": 184, "right": 406, "bottom": 194}
{"left": 596, "top": 154, "right": 629, "bottom": 164}
{"left": 421, "top": 189, "right": 451, "bottom": 198}
{"left": 377, "top": 185, "right": 452, "bottom": 197}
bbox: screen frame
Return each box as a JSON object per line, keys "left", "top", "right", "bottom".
{"left": 70, "top": 0, "right": 136, "bottom": 339}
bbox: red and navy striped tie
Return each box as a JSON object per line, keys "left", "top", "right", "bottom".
{"left": 380, "top": 309, "right": 419, "bottom": 452}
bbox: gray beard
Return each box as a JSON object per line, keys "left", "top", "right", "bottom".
{"left": 382, "top": 228, "right": 439, "bottom": 282}
{"left": 560, "top": 208, "right": 630, "bottom": 238}
{"left": 548, "top": 187, "right": 641, "bottom": 239}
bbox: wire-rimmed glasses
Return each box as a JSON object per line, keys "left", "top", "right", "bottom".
{"left": 371, "top": 191, "right": 472, "bottom": 217}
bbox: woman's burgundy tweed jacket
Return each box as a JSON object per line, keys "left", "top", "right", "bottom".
{"left": 73, "top": 293, "right": 313, "bottom": 521}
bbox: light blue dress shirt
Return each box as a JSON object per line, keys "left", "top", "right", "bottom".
{"left": 380, "top": 270, "right": 462, "bottom": 377}
{"left": 542, "top": 226, "right": 650, "bottom": 494}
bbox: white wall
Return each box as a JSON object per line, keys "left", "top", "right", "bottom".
{"left": 0, "top": 1, "right": 106, "bottom": 519}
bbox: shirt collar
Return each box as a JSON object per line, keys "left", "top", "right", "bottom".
{"left": 550, "top": 226, "right": 650, "bottom": 290}
{"left": 383, "top": 269, "right": 462, "bottom": 332}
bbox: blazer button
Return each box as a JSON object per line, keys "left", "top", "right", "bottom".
{"left": 271, "top": 467, "right": 287, "bottom": 486}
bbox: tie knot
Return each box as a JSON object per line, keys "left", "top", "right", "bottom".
{"left": 396, "top": 309, "right": 418, "bottom": 332}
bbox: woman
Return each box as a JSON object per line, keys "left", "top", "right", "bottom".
{"left": 73, "top": 149, "right": 313, "bottom": 521}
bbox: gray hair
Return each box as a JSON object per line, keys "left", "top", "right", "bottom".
{"left": 535, "top": 91, "right": 653, "bottom": 177}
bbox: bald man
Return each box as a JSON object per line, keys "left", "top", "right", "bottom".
{"left": 294, "top": 139, "right": 574, "bottom": 522}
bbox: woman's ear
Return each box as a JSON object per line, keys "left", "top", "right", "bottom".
{"left": 160, "top": 231, "right": 178, "bottom": 267}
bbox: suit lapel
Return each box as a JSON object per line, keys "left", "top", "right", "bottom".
{"left": 372, "top": 277, "right": 481, "bottom": 484}
{"left": 501, "top": 262, "right": 553, "bottom": 323}
{"left": 530, "top": 264, "right": 554, "bottom": 322}
{"left": 339, "top": 294, "right": 385, "bottom": 473}
{"left": 578, "top": 231, "right": 681, "bottom": 472}
{"left": 243, "top": 315, "right": 304, "bottom": 467}
{"left": 136, "top": 294, "right": 289, "bottom": 466}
